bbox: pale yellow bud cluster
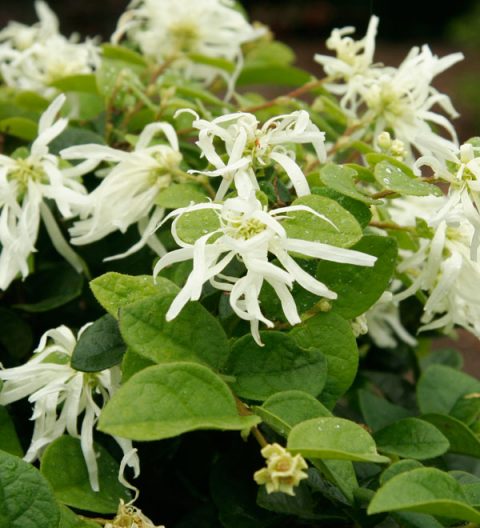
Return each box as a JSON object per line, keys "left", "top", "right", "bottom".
{"left": 253, "top": 443, "right": 308, "bottom": 496}
{"left": 376, "top": 131, "right": 407, "bottom": 160}
{"left": 105, "top": 500, "right": 164, "bottom": 528}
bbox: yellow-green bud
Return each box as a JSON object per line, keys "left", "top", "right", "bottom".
{"left": 377, "top": 131, "right": 392, "bottom": 150}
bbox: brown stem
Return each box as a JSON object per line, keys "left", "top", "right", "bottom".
{"left": 235, "top": 397, "right": 268, "bottom": 447}
{"left": 241, "top": 78, "right": 328, "bottom": 113}
{"left": 369, "top": 220, "right": 415, "bottom": 231}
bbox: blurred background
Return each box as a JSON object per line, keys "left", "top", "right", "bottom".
{"left": 1, "top": 0, "right": 480, "bottom": 370}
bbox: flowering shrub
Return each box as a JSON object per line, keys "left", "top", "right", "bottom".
{"left": 1, "top": 2, "right": 480, "bottom": 527}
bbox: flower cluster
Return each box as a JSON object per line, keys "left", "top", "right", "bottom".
{"left": 316, "top": 17, "right": 463, "bottom": 159}
{"left": 113, "top": 0, "right": 265, "bottom": 85}
{"left": 0, "top": 1, "right": 100, "bottom": 97}
{"left": 0, "top": 94, "right": 90, "bottom": 290}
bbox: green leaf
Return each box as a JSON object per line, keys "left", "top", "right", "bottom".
{"left": 119, "top": 294, "right": 229, "bottom": 370}
{"left": 226, "top": 332, "right": 327, "bottom": 401}
{"left": 358, "top": 389, "right": 413, "bottom": 432}
{"left": 368, "top": 467, "right": 480, "bottom": 523}
{"left": 312, "top": 459, "right": 358, "bottom": 504}
{"left": 237, "top": 65, "right": 311, "bottom": 87}
{"left": 175, "top": 207, "right": 221, "bottom": 244}
{"left": 0, "top": 449, "right": 60, "bottom": 528}
{"left": 253, "top": 392, "right": 358, "bottom": 503}
{"left": 101, "top": 44, "right": 148, "bottom": 66}
{"left": 14, "top": 91, "right": 49, "bottom": 112}
{"left": 244, "top": 41, "right": 295, "bottom": 66}
{"left": 393, "top": 512, "right": 447, "bottom": 528}
{"left": 365, "top": 153, "right": 415, "bottom": 177}
{"left": 59, "top": 505, "right": 101, "bottom": 527}
{"left": 374, "top": 161, "right": 442, "bottom": 197}
{"left": 417, "top": 364, "right": 480, "bottom": 415}
{"left": 282, "top": 195, "right": 363, "bottom": 249}
{"left": 254, "top": 390, "right": 331, "bottom": 437}
{"left": 374, "top": 418, "right": 449, "bottom": 460}
{"left": 0, "top": 116, "right": 38, "bottom": 140}
{"left": 49, "top": 126, "right": 105, "bottom": 154}
{"left": 50, "top": 74, "right": 98, "bottom": 94}
{"left": 40, "top": 436, "right": 130, "bottom": 514}
{"left": 188, "top": 53, "right": 235, "bottom": 73}
{"left": 96, "top": 58, "right": 144, "bottom": 98}
{"left": 311, "top": 187, "right": 372, "bottom": 228}
{"left": 90, "top": 272, "right": 179, "bottom": 318}
{"left": 460, "top": 481, "right": 480, "bottom": 507}
{"left": 290, "top": 312, "right": 358, "bottom": 408}
{"left": 155, "top": 183, "right": 208, "bottom": 209}
{"left": 71, "top": 315, "right": 126, "bottom": 372}
{"left": 420, "top": 413, "right": 480, "bottom": 457}
{"left": 15, "top": 264, "right": 84, "bottom": 312}
{"left": 0, "top": 307, "right": 33, "bottom": 359}
{"left": 0, "top": 407, "right": 23, "bottom": 456}
{"left": 380, "top": 460, "right": 424, "bottom": 485}
{"left": 173, "top": 84, "right": 228, "bottom": 107}
{"left": 98, "top": 362, "right": 260, "bottom": 440}
{"left": 419, "top": 348, "right": 463, "bottom": 371}
{"left": 121, "top": 347, "right": 155, "bottom": 382}
{"left": 316, "top": 235, "right": 397, "bottom": 319}
{"left": 319, "top": 163, "right": 378, "bottom": 204}
{"left": 287, "top": 417, "right": 389, "bottom": 463}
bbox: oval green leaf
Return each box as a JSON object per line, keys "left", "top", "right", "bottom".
{"left": 368, "top": 467, "right": 480, "bottom": 523}
{"left": 374, "top": 161, "right": 442, "bottom": 197}
{"left": 316, "top": 235, "right": 397, "bottom": 319}
{"left": 226, "top": 332, "right": 327, "bottom": 401}
{"left": 40, "top": 436, "right": 130, "bottom": 514}
{"left": 374, "top": 418, "right": 449, "bottom": 460}
{"left": 0, "top": 449, "right": 60, "bottom": 528}
{"left": 90, "top": 272, "right": 179, "bottom": 318}
{"left": 98, "top": 362, "right": 260, "bottom": 441}
{"left": 288, "top": 417, "right": 390, "bottom": 463}
{"left": 320, "top": 163, "right": 378, "bottom": 204}
{"left": 119, "top": 294, "right": 229, "bottom": 370}
{"left": 282, "top": 195, "right": 362, "bottom": 249}
{"left": 290, "top": 312, "right": 358, "bottom": 408}
{"left": 417, "top": 364, "right": 480, "bottom": 415}
{"left": 254, "top": 390, "right": 331, "bottom": 437}
{"left": 71, "top": 314, "right": 126, "bottom": 372}
{"left": 420, "top": 413, "right": 480, "bottom": 457}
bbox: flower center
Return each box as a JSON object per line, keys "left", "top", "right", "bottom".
{"left": 233, "top": 217, "right": 267, "bottom": 240}
{"left": 149, "top": 150, "right": 182, "bottom": 187}
{"left": 169, "top": 21, "right": 201, "bottom": 53}
{"left": 9, "top": 159, "right": 47, "bottom": 199}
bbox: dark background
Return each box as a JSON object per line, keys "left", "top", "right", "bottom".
{"left": 0, "top": 0, "right": 477, "bottom": 41}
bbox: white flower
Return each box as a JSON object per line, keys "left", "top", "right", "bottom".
{"left": 315, "top": 17, "right": 463, "bottom": 159}
{"left": 416, "top": 141, "right": 480, "bottom": 259}
{"left": 366, "top": 290, "right": 417, "bottom": 348}
{"left": 0, "top": 0, "right": 57, "bottom": 51}
{"left": 0, "top": 1, "right": 100, "bottom": 97}
{"left": 0, "top": 94, "right": 91, "bottom": 290}
{"left": 391, "top": 196, "right": 480, "bottom": 338}
{"left": 112, "top": 0, "right": 264, "bottom": 84}
{"left": 314, "top": 15, "right": 379, "bottom": 112}
{"left": 0, "top": 324, "right": 140, "bottom": 491}
{"left": 61, "top": 122, "right": 182, "bottom": 261}
{"left": 358, "top": 45, "right": 462, "bottom": 158}
{"left": 189, "top": 110, "right": 326, "bottom": 200}
{"left": 153, "top": 193, "right": 376, "bottom": 344}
